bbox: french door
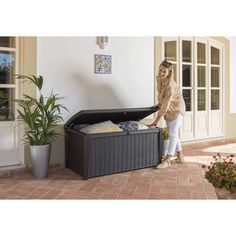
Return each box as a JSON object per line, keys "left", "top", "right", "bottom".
{"left": 0, "top": 37, "right": 23, "bottom": 167}
{"left": 162, "top": 37, "right": 223, "bottom": 142}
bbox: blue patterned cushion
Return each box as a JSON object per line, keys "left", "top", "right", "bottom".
{"left": 117, "top": 121, "right": 148, "bottom": 132}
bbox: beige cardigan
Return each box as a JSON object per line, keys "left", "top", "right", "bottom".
{"left": 157, "top": 77, "right": 186, "bottom": 121}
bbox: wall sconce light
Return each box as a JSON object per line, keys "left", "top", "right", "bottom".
{"left": 96, "top": 36, "right": 108, "bottom": 49}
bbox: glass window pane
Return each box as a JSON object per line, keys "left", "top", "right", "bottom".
{"left": 0, "top": 88, "right": 15, "bottom": 121}
{"left": 165, "top": 41, "right": 176, "bottom": 61}
{"left": 182, "top": 40, "right": 191, "bottom": 62}
{"left": 0, "top": 51, "right": 15, "bottom": 84}
{"left": 198, "top": 90, "right": 206, "bottom": 111}
{"left": 211, "top": 46, "right": 220, "bottom": 65}
{"left": 197, "top": 42, "right": 206, "bottom": 64}
{"left": 211, "top": 89, "right": 219, "bottom": 110}
{"left": 211, "top": 67, "right": 219, "bottom": 87}
{"left": 0, "top": 37, "right": 15, "bottom": 48}
{"left": 197, "top": 66, "right": 206, "bottom": 87}
{"left": 183, "top": 89, "right": 191, "bottom": 111}
{"left": 182, "top": 65, "right": 191, "bottom": 87}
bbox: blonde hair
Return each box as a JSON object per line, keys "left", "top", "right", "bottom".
{"left": 159, "top": 60, "right": 174, "bottom": 81}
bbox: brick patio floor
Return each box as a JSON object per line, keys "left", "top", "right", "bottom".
{"left": 0, "top": 139, "right": 235, "bottom": 200}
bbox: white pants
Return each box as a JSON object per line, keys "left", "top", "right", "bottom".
{"left": 166, "top": 114, "right": 183, "bottom": 156}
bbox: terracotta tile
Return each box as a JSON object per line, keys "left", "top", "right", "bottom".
{"left": 56, "top": 191, "right": 89, "bottom": 199}
{"left": 125, "top": 181, "right": 149, "bottom": 188}
{"left": 159, "top": 187, "right": 177, "bottom": 195}
{"left": 150, "top": 186, "right": 162, "bottom": 193}
{"left": 41, "top": 190, "right": 61, "bottom": 199}
{"left": 151, "top": 179, "right": 166, "bottom": 187}
{"left": 79, "top": 184, "right": 97, "bottom": 192}
{"left": 119, "top": 187, "right": 136, "bottom": 195}
{"left": 24, "top": 187, "right": 50, "bottom": 199}
{"left": 205, "top": 192, "right": 218, "bottom": 199}
{"left": 178, "top": 191, "right": 192, "bottom": 199}
{"left": 117, "top": 193, "right": 134, "bottom": 199}
{"left": 87, "top": 192, "right": 104, "bottom": 199}
{"left": 65, "top": 183, "right": 85, "bottom": 192}
{"left": 95, "top": 184, "right": 121, "bottom": 194}
{"left": 0, "top": 190, "right": 26, "bottom": 199}
{"left": 135, "top": 186, "right": 150, "bottom": 194}
{"left": 148, "top": 192, "right": 177, "bottom": 199}
{"left": 102, "top": 193, "right": 118, "bottom": 199}
{"left": 191, "top": 191, "right": 207, "bottom": 199}
{"left": 178, "top": 185, "right": 204, "bottom": 193}
{"left": 1, "top": 139, "right": 235, "bottom": 200}
{"left": 133, "top": 193, "right": 148, "bottom": 199}
{"left": 112, "top": 177, "right": 129, "bottom": 185}
{"left": 163, "top": 180, "right": 178, "bottom": 188}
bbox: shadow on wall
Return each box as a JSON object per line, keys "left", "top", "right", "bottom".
{"left": 72, "top": 73, "right": 128, "bottom": 110}
{"left": 44, "top": 73, "right": 130, "bottom": 167}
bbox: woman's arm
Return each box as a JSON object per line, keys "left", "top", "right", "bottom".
{"left": 148, "top": 86, "right": 174, "bottom": 128}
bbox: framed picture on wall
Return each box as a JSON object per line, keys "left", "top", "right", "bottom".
{"left": 94, "top": 54, "right": 112, "bottom": 74}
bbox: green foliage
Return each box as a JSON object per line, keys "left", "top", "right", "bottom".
{"left": 15, "top": 75, "right": 68, "bottom": 145}
{"left": 202, "top": 153, "right": 236, "bottom": 193}
{"left": 0, "top": 90, "right": 8, "bottom": 106}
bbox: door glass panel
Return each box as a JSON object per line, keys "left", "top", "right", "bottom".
{"left": 211, "top": 67, "right": 219, "bottom": 87}
{"left": 0, "top": 37, "right": 15, "bottom": 48}
{"left": 211, "top": 46, "right": 220, "bottom": 65}
{"left": 0, "top": 51, "right": 15, "bottom": 84}
{"left": 0, "top": 88, "right": 15, "bottom": 121}
{"left": 183, "top": 89, "right": 191, "bottom": 111}
{"left": 197, "top": 42, "right": 206, "bottom": 64}
{"left": 182, "top": 40, "right": 191, "bottom": 62}
{"left": 197, "top": 90, "right": 206, "bottom": 111}
{"left": 197, "top": 66, "right": 206, "bottom": 87}
{"left": 182, "top": 65, "right": 191, "bottom": 87}
{"left": 165, "top": 41, "right": 176, "bottom": 61}
{"left": 211, "top": 89, "right": 219, "bottom": 110}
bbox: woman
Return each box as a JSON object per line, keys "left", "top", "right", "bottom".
{"left": 149, "top": 60, "right": 186, "bottom": 169}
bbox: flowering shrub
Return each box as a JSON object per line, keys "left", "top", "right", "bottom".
{"left": 202, "top": 153, "right": 236, "bottom": 193}
{"left": 162, "top": 127, "right": 169, "bottom": 140}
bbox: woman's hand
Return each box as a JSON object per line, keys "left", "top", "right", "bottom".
{"left": 148, "top": 115, "right": 161, "bottom": 128}
{"left": 148, "top": 123, "right": 157, "bottom": 129}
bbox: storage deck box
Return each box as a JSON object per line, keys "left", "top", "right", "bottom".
{"left": 64, "top": 107, "right": 163, "bottom": 179}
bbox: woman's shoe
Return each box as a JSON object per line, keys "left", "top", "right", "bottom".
{"left": 156, "top": 155, "right": 171, "bottom": 169}
{"left": 176, "top": 151, "right": 184, "bottom": 163}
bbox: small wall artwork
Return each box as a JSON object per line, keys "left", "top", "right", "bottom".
{"left": 94, "top": 54, "right": 112, "bottom": 74}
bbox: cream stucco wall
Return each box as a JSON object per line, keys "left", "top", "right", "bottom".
{"left": 212, "top": 37, "right": 236, "bottom": 139}
{"left": 228, "top": 37, "right": 236, "bottom": 113}
{"left": 20, "top": 37, "right": 37, "bottom": 167}
{"left": 36, "top": 37, "right": 155, "bottom": 165}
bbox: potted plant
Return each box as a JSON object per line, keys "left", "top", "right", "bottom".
{"left": 15, "top": 75, "right": 68, "bottom": 179}
{"left": 162, "top": 127, "right": 169, "bottom": 157}
{"left": 202, "top": 153, "right": 236, "bottom": 199}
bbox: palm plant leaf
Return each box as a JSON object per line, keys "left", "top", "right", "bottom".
{"left": 15, "top": 75, "right": 68, "bottom": 145}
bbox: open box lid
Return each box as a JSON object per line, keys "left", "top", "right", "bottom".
{"left": 65, "top": 107, "right": 159, "bottom": 129}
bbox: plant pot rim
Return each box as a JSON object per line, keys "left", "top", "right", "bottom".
{"left": 30, "top": 143, "right": 52, "bottom": 147}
